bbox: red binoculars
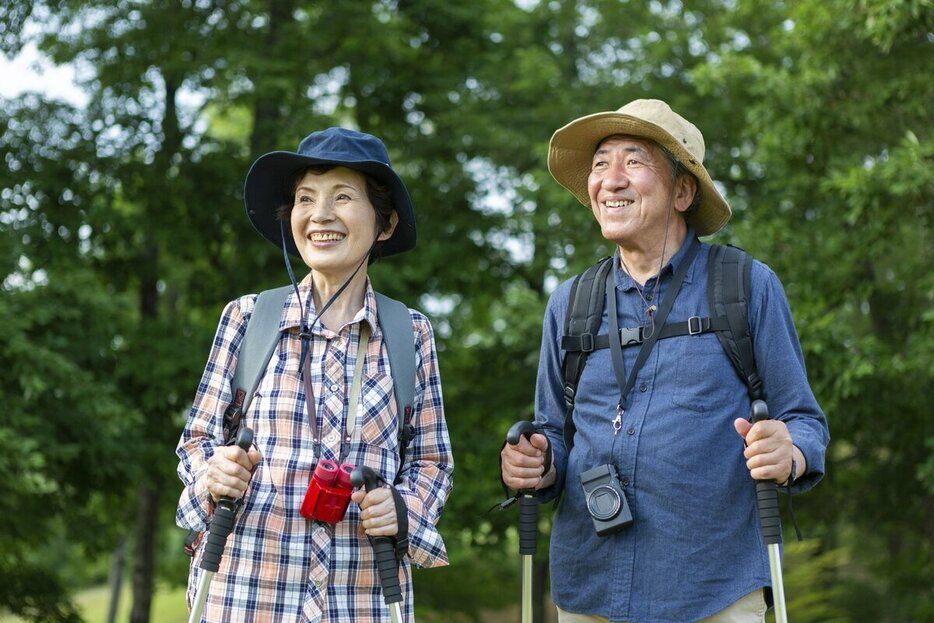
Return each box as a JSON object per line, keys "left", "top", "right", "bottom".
{"left": 300, "top": 459, "right": 356, "bottom": 523}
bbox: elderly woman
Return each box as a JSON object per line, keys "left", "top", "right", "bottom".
{"left": 176, "top": 128, "right": 453, "bottom": 622}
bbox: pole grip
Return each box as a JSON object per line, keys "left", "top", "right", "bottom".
{"left": 507, "top": 421, "right": 542, "bottom": 556}
{"left": 199, "top": 427, "right": 254, "bottom": 572}
{"left": 756, "top": 481, "right": 782, "bottom": 545}
{"left": 749, "top": 400, "right": 783, "bottom": 546}
{"left": 518, "top": 495, "right": 537, "bottom": 555}
{"left": 351, "top": 466, "right": 403, "bottom": 606}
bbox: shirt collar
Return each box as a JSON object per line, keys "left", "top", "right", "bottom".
{"left": 613, "top": 226, "right": 699, "bottom": 291}
{"left": 279, "top": 272, "right": 379, "bottom": 336}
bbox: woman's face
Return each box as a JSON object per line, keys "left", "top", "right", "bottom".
{"left": 290, "top": 166, "right": 395, "bottom": 278}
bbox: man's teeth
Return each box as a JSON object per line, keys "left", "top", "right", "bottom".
{"left": 605, "top": 200, "right": 633, "bottom": 208}
{"left": 309, "top": 232, "right": 345, "bottom": 242}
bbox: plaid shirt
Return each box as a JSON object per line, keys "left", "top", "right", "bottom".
{"left": 176, "top": 275, "right": 453, "bottom": 622}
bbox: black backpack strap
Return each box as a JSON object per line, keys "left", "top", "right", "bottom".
{"left": 707, "top": 245, "right": 764, "bottom": 402}
{"left": 561, "top": 257, "right": 613, "bottom": 452}
{"left": 374, "top": 292, "right": 417, "bottom": 484}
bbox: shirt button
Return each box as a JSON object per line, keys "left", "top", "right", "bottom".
{"left": 627, "top": 428, "right": 635, "bottom": 436}
{"left": 639, "top": 383, "right": 647, "bottom": 392}
{"left": 324, "top": 432, "right": 338, "bottom": 445}
{"left": 622, "top": 478, "right": 630, "bottom": 486}
{"left": 330, "top": 383, "right": 340, "bottom": 393}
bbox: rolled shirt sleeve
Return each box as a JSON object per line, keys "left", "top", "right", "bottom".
{"left": 175, "top": 296, "right": 252, "bottom": 531}
{"left": 396, "top": 311, "right": 454, "bottom": 568}
{"left": 749, "top": 260, "right": 829, "bottom": 493}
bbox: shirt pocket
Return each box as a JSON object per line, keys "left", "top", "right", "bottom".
{"left": 356, "top": 372, "right": 400, "bottom": 479}
{"left": 670, "top": 332, "right": 738, "bottom": 413}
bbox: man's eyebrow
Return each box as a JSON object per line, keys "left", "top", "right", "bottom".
{"left": 592, "top": 144, "right": 651, "bottom": 158}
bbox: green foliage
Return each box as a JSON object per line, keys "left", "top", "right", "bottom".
{"left": 1, "top": 0, "right": 931, "bottom": 620}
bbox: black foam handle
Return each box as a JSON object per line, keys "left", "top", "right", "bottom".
{"left": 749, "top": 401, "right": 783, "bottom": 546}
{"left": 200, "top": 503, "right": 235, "bottom": 572}
{"left": 200, "top": 427, "right": 254, "bottom": 572}
{"left": 372, "top": 536, "right": 403, "bottom": 604}
{"left": 518, "top": 495, "right": 538, "bottom": 555}
{"left": 351, "top": 466, "right": 403, "bottom": 606}
{"left": 756, "top": 480, "right": 782, "bottom": 545}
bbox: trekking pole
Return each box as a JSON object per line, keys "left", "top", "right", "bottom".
{"left": 188, "top": 427, "right": 253, "bottom": 623}
{"left": 506, "top": 420, "right": 542, "bottom": 623}
{"left": 350, "top": 466, "right": 404, "bottom": 623}
{"left": 750, "top": 400, "right": 788, "bottom": 623}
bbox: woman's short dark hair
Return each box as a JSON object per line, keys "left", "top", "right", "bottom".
{"left": 276, "top": 165, "right": 395, "bottom": 263}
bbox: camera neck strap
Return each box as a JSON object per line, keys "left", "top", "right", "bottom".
{"left": 606, "top": 237, "right": 700, "bottom": 432}
{"left": 301, "top": 322, "right": 371, "bottom": 460}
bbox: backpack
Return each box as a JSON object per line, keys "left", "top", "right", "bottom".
{"left": 184, "top": 286, "right": 416, "bottom": 555}
{"left": 559, "top": 244, "right": 763, "bottom": 451}
{"left": 221, "top": 286, "right": 416, "bottom": 456}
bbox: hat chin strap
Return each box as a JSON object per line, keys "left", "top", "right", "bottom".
{"left": 279, "top": 219, "right": 379, "bottom": 338}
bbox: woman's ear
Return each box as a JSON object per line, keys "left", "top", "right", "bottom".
{"left": 378, "top": 211, "right": 399, "bottom": 241}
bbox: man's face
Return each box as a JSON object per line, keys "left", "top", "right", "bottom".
{"left": 586, "top": 135, "right": 692, "bottom": 251}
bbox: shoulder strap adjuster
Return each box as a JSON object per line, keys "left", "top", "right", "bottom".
{"left": 579, "top": 333, "right": 595, "bottom": 353}
{"left": 687, "top": 316, "right": 704, "bottom": 335}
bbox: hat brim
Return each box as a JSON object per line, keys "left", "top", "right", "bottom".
{"left": 244, "top": 152, "right": 416, "bottom": 258}
{"left": 547, "top": 111, "right": 731, "bottom": 236}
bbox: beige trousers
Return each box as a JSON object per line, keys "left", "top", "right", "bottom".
{"left": 556, "top": 589, "right": 767, "bottom": 623}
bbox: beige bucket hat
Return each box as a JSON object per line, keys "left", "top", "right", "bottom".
{"left": 547, "top": 99, "right": 731, "bottom": 236}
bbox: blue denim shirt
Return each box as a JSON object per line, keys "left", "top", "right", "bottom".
{"left": 535, "top": 233, "right": 829, "bottom": 623}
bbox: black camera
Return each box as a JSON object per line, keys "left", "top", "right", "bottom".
{"left": 579, "top": 464, "right": 633, "bottom": 536}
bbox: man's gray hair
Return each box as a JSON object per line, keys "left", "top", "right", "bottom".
{"left": 660, "top": 148, "right": 701, "bottom": 217}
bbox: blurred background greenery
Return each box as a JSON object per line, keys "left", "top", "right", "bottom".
{"left": 0, "top": 0, "right": 931, "bottom": 621}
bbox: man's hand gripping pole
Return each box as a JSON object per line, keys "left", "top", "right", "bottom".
{"left": 506, "top": 420, "right": 548, "bottom": 623}
{"left": 751, "top": 400, "right": 788, "bottom": 623}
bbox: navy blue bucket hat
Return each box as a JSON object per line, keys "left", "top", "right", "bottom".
{"left": 244, "top": 127, "right": 416, "bottom": 257}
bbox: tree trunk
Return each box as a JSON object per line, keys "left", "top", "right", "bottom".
{"left": 249, "top": 0, "right": 297, "bottom": 156}
{"left": 129, "top": 483, "right": 160, "bottom": 623}
{"left": 106, "top": 537, "right": 127, "bottom": 623}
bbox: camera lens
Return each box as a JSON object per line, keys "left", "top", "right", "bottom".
{"left": 587, "top": 485, "right": 622, "bottom": 521}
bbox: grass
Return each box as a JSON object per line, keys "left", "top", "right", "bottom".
{"left": 0, "top": 583, "right": 189, "bottom": 623}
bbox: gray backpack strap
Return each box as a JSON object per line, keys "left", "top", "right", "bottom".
{"left": 222, "top": 285, "right": 292, "bottom": 441}
{"left": 374, "top": 292, "right": 417, "bottom": 483}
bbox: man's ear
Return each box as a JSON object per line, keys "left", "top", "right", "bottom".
{"left": 674, "top": 175, "right": 698, "bottom": 214}
{"left": 378, "top": 211, "right": 399, "bottom": 241}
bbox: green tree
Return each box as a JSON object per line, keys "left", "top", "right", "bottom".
{"left": 692, "top": 1, "right": 934, "bottom": 618}
{"left": 1, "top": 1, "right": 930, "bottom": 622}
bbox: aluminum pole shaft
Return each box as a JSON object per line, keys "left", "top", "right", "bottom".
{"left": 768, "top": 543, "right": 788, "bottom": 623}
{"left": 187, "top": 570, "right": 213, "bottom": 623}
{"left": 521, "top": 554, "right": 533, "bottom": 623}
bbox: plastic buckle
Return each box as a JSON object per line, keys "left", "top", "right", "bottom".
{"left": 688, "top": 316, "right": 703, "bottom": 335}
{"left": 620, "top": 327, "right": 643, "bottom": 346}
{"left": 579, "top": 333, "right": 595, "bottom": 353}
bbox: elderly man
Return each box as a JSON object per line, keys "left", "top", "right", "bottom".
{"left": 501, "top": 100, "right": 829, "bottom": 622}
